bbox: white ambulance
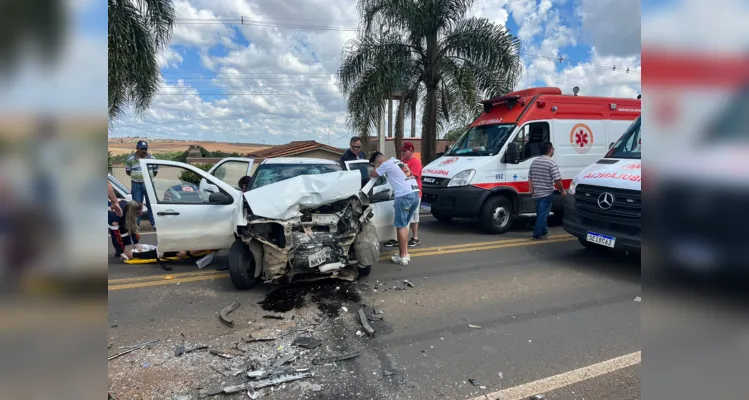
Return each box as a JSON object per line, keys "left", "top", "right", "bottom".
{"left": 420, "top": 87, "right": 641, "bottom": 234}
{"left": 563, "top": 115, "right": 641, "bottom": 253}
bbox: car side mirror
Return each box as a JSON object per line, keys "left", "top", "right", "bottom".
{"left": 209, "top": 192, "right": 233, "bottom": 204}
{"left": 505, "top": 142, "right": 521, "bottom": 164}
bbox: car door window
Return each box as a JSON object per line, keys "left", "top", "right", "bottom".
{"left": 511, "top": 122, "right": 550, "bottom": 162}
{"left": 148, "top": 165, "right": 229, "bottom": 204}
{"left": 211, "top": 160, "right": 252, "bottom": 190}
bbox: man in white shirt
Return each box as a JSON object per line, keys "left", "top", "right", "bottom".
{"left": 369, "top": 152, "right": 420, "bottom": 265}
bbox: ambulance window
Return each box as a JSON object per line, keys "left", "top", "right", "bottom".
{"left": 512, "top": 122, "right": 550, "bottom": 161}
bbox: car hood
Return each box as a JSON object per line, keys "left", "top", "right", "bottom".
{"left": 573, "top": 159, "right": 642, "bottom": 191}
{"left": 243, "top": 171, "right": 363, "bottom": 220}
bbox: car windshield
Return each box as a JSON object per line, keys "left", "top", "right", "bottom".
{"left": 109, "top": 174, "right": 130, "bottom": 195}
{"left": 445, "top": 123, "right": 517, "bottom": 156}
{"left": 250, "top": 163, "right": 343, "bottom": 190}
{"left": 605, "top": 116, "right": 641, "bottom": 159}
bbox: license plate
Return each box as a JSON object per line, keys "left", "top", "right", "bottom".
{"left": 586, "top": 232, "right": 616, "bottom": 248}
{"left": 308, "top": 250, "right": 328, "bottom": 268}
{"left": 421, "top": 203, "right": 431, "bottom": 213}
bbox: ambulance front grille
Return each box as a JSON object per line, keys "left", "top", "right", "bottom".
{"left": 575, "top": 184, "right": 641, "bottom": 221}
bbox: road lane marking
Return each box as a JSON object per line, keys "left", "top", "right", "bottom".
{"left": 108, "top": 235, "right": 575, "bottom": 291}
{"left": 467, "top": 351, "right": 641, "bottom": 400}
{"left": 108, "top": 273, "right": 228, "bottom": 291}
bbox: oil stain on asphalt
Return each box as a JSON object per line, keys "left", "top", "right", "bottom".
{"left": 258, "top": 281, "right": 362, "bottom": 317}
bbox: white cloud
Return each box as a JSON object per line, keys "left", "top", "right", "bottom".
{"left": 578, "top": 0, "right": 641, "bottom": 57}
{"left": 110, "top": 0, "right": 642, "bottom": 146}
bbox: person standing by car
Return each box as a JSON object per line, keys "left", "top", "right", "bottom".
{"left": 383, "top": 142, "right": 423, "bottom": 248}
{"left": 528, "top": 142, "right": 566, "bottom": 240}
{"left": 125, "top": 140, "right": 158, "bottom": 229}
{"left": 369, "top": 151, "right": 420, "bottom": 265}
{"left": 340, "top": 137, "right": 366, "bottom": 163}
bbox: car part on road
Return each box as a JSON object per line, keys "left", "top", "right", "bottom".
{"left": 358, "top": 308, "right": 375, "bottom": 336}
{"left": 219, "top": 301, "right": 241, "bottom": 327}
{"left": 184, "top": 345, "right": 208, "bottom": 353}
{"left": 311, "top": 351, "right": 361, "bottom": 365}
{"left": 174, "top": 333, "right": 186, "bottom": 357}
{"left": 209, "top": 348, "right": 244, "bottom": 359}
{"left": 272, "top": 352, "right": 296, "bottom": 368}
{"left": 530, "top": 395, "right": 546, "bottom": 400}
{"left": 263, "top": 315, "right": 284, "bottom": 320}
{"left": 222, "top": 371, "right": 312, "bottom": 394}
{"left": 469, "top": 378, "right": 483, "bottom": 386}
{"left": 108, "top": 339, "right": 161, "bottom": 361}
{"left": 403, "top": 279, "right": 415, "bottom": 288}
{"left": 468, "top": 324, "right": 482, "bottom": 329}
{"left": 244, "top": 334, "right": 277, "bottom": 343}
{"left": 292, "top": 336, "right": 322, "bottom": 349}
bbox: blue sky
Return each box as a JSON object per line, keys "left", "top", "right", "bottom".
{"left": 107, "top": 0, "right": 642, "bottom": 146}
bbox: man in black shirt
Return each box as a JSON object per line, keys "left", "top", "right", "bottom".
{"left": 340, "top": 136, "right": 366, "bottom": 163}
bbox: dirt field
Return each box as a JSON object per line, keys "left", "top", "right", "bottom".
{"left": 108, "top": 138, "right": 271, "bottom": 156}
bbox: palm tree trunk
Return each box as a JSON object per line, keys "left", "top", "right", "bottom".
{"left": 410, "top": 101, "right": 416, "bottom": 138}
{"left": 394, "top": 100, "right": 405, "bottom": 159}
{"left": 422, "top": 33, "right": 439, "bottom": 165}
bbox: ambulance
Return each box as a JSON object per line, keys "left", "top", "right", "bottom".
{"left": 420, "top": 87, "right": 641, "bottom": 234}
{"left": 562, "top": 115, "right": 641, "bottom": 253}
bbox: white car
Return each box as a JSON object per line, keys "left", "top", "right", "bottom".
{"left": 137, "top": 157, "right": 397, "bottom": 289}
{"left": 108, "top": 173, "right": 148, "bottom": 213}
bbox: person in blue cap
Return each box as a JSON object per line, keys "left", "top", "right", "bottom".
{"left": 125, "top": 140, "right": 158, "bottom": 229}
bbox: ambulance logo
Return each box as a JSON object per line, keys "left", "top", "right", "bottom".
{"left": 570, "top": 123, "right": 594, "bottom": 154}
{"left": 440, "top": 157, "right": 459, "bottom": 166}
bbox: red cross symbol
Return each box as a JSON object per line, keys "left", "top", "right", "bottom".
{"left": 575, "top": 130, "right": 589, "bottom": 147}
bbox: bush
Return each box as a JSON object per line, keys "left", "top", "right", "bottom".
{"left": 179, "top": 163, "right": 214, "bottom": 184}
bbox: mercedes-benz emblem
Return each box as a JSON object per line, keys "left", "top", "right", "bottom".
{"left": 597, "top": 192, "right": 615, "bottom": 209}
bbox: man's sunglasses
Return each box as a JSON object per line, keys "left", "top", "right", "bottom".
{"left": 351, "top": 145, "right": 360, "bottom": 149}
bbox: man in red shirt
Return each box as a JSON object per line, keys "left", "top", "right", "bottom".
{"left": 383, "top": 141, "right": 423, "bottom": 248}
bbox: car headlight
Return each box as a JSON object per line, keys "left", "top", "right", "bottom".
{"left": 447, "top": 169, "right": 476, "bottom": 187}
{"left": 568, "top": 180, "right": 577, "bottom": 194}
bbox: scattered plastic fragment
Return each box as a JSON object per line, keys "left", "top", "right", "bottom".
{"left": 248, "top": 389, "right": 260, "bottom": 399}
{"left": 292, "top": 336, "right": 322, "bottom": 349}
{"left": 222, "top": 371, "right": 311, "bottom": 393}
{"left": 209, "top": 348, "right": 244, "bottom": 359}
{"left": 341, "top": 306, "right": 348, "bottom": 313}
{"left": 109, "top": 339, "right": 161, "bottom": 361}
{"left": 530, "top": 395, "right": 546, "bottom": 400}
{"left": 184, "top": 345, "right": 208, "bottom": 354}
{"left": 634, "top": 296, "right": 641, "bottom": 302}
{"left": 219, "top": 302, "right": 241, "bottom": 327}
{"left": 384, "top": 370, "right": 396, "bottom": 377}
{"left": 174, "top": 333, "right": 186, "bottom": 357}
{"left": 312, "top": 351, "right": 361, "bottom": 365}
{"left": 358, "top": 308, "right": 375, "bottom": 336}
{"left": 263, "top": 315, "right": 284, "bottom": 320}
{"left": 272, "top": 352, "right": 296, "bottom": 368}
{"left": 375, "top": 309, "right": 384, "bottom": 315}
{"left": 404, "top": 280, "right": 414, "bottom": 288}
{"left": 244, "top": 334, "right": 277, "bottom": 343}
{"left": 468, "top": 324, "right": 481, "bottom": 329}
{"left": 356, "top": 330, "right": 365, "bottom": 337}
{"left": 469, "top": 378, "right": 482, "bottom": 386}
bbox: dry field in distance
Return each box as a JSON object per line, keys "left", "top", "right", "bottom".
{"left": 108, "top": 138, "right": 271, "bottom": 156}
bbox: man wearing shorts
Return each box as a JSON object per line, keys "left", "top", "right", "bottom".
{"left": 369, "top": 152, "right": 420, "bottom": 265}
{"left": 382, "top": 142, "right": 422, "bottom": 248}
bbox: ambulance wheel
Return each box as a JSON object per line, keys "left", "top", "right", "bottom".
{"left": 480, "top": 196, "right": 514, "bottom": 234}
{"left": 431, "top": 212, "right": 453, "bottom": 223}
{"left": 228, "top": 239, "right": 258, "bottom": 290}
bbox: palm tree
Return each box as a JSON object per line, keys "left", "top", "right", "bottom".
{"left": 108, "top": 0, "right": 175, "bottom": 121}
{"left": 338, "top": 0, "right": 522, "bottom": 165}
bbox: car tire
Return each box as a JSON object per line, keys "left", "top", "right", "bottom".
{"left": 480, "top": 196, "right": 514, "bottom": 234}
{"left": 431, "top": 212, "right": 453, "bottom": 223}
{"left": 358, "top": 265, "right": 372, "bottom": 278}
{"left": 228, "top": 239, "right": 258, "bottom": 290}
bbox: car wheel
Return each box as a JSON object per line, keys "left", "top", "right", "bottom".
{"left": 357, "top": 265, "right": 372, "bottom": 278}
{"left": 480, "top": 196, "right": 514, "bottom": 234}
{"left": 228, "top": 239, "right": 259, "bottom": 290}
{"left": 431, "top": 212, "right": 453, "bottom": 223}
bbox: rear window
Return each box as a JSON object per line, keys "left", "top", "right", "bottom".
{"left": 250, "top": 163, "right": 343, "bottom": 190}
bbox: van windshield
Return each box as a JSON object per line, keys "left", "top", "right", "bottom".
{"left": 605, "top": 116, "right": 641, "bottom": 159}
{"left": 446, "top": 123, "right": 516, "bottom": 156}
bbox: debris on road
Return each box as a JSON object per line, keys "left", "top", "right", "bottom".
{"left": 174, "top": 334, "right": 186, "bottom": 357}
{"left": 219, "top": 301, "right": 241, "bottom": 327}
{"left": 221, "top": 371, "right": 312, "bottom": 394}
{"left": 109, "top": 339, "right": 160, "bottom": 361}
{"left": 468, "top": 324, "right": 482, "bottom": 329}
{"left": 184, "top": 345, "right": 208, "bottom": 354}
{"left": 312, "top": 351, "right": 361, "bottom": 365}
{"left": 469, "top": 378, "right": 482, "bottom": 386}
{"left": 404, "top": 280, "right": 415, "bottom": 288}
{"left": 374, "top": 308, "right": 384, "bottom": 315}
{"left": 634, "top": 296, "right": 641, "bottom": 302}
{"left": 384, "top": 370, "right": 396, "bottom": 377}
{"left": 209, "top": 347, "right": 244, "bottom": 359}
{"left": 530, "top": 395, "right": 546, "bottom": 400}
{"left": 244, "top": 334, "right": 277, "bottom": 343}
{"left": 292, "top": 336, "right": 322, "bottom": 349}
{"left": 272, "top": 352, "right": 296, "bottom": 368}
{"left": 341, "top": 306, "right": 348, "bottom": 313}
{"left": 263, "top": 315, "right": 284, "bottom": 320}
{"left": 358, "top": 308, "right": 375, "bottom": 336}
{"left": 210, "top": 365, "right": 228, "bottom": 377}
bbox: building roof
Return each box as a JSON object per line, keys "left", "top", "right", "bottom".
{"left": 247, "top": 140, "right": 345, "bottom": 158}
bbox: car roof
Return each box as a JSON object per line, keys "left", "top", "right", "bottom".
{"left": 260, "top": 157, "right": 341, "bottom": 165}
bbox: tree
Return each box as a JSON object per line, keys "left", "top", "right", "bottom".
{"left": 338, "top": 0, "right": 523, "bottom": 165}
{"left": 108, "top": 0, "right": 175, "bottom": 121}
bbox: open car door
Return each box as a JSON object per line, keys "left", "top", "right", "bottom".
{"left": 344, "top": 160, "right": 396, "bottom": 243}
{"left": 139, "top": 159, "right": 244, "bottom": 252}
{"left": 199, "top": 157, "right": 254, "bottom": 199}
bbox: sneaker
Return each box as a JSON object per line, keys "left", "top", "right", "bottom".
{"left": 391, "top": 254, "right": 410, "bottom": 265}
{"left": 383, "top": 239, "right": 398, "bottom": 247}
{"left": 408, "top": 238, "right": 421, "bottom": 247}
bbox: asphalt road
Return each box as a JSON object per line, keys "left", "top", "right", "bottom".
{"left": 108, "top": 215, "right": 641, "bottom": 400}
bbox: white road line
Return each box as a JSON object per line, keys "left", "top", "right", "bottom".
{"left": 467, "top": 351, "right": 641, "bottom": 400}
